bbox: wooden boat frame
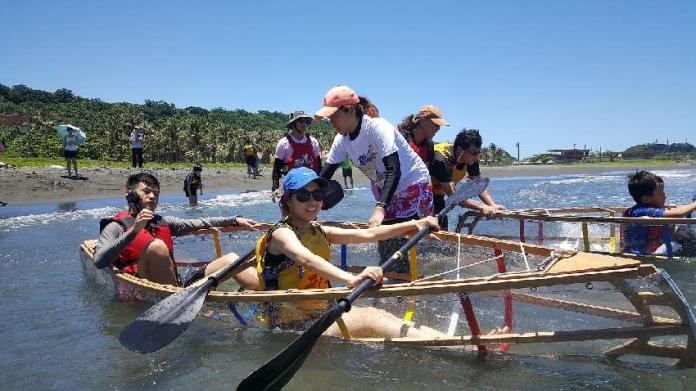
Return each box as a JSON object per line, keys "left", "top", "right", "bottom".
{"left": 455, "top": 207, "right": 696, "bottom": 259}
{"left": 80, "top": 221, "right": 696, "bottom": 366}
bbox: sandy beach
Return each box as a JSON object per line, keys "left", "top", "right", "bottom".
{"left": 0, "top": 161, "right": 693, "bottom": 205}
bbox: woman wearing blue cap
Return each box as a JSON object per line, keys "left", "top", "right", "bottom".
{"left": 255, "top": 167, "right": 442, "bottom": 337}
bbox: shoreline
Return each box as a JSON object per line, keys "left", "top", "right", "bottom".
{"left": 0, "top": 161, "right": 693, "bottom": 206}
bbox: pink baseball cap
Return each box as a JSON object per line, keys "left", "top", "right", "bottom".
{"left": 314, "top": 85, "right": 360, "bottom": 119}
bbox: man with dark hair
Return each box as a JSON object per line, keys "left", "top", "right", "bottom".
{"left": 94, "top": 173, "right": 260, "bottom": 287}
{"left": 623, "top": 170, "right": 696, "bottom": 256}
{"left": 429, "top": 129, "right": 504, "bottom": 229}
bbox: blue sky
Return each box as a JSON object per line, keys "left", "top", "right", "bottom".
{"left": 2, "top": 0, "right": 694, "bottom": 157}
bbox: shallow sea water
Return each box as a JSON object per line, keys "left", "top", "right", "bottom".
{"left": 1, "top": 169, "right": 696, "bottom": 390}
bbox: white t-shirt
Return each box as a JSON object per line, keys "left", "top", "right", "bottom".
{"left": 274, "top": 133, "right": 321, "bottom": 161}
{"left": 131, "top": 130, "right": 144, "bottom": 149}
{"left": 326, "top": 115, "right": 430, "bottom": 194}
{"left": 64, "top": 135, "right": 78, "bottom": 151}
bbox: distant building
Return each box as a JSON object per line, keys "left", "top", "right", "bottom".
{"left": 548, "top": 148, "right": 589, "bottom": 162}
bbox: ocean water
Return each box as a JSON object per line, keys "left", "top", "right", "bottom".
{"left": 1, "top": 169, "right": 696, "bottom": 390}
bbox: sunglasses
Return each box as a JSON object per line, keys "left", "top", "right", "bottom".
{"left": 293, "top": 188, "right": 324, "bottom": 202}
{"left": 296, "top": 118, "right": 312, "bottom": 125}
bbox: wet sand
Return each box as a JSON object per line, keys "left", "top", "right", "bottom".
{"left": 0, "top": 161, "right": 693, "bottom": 205}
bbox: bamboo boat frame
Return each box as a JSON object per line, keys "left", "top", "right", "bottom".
{"left": 80, "top": 221, "right": 696, "bottom": 366}
{"left": 455, "top": 207, "right": 696, "bottom": 258}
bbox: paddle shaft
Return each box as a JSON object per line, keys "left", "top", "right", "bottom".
{"left": 342, "top": 202, "right": 455, "bottom": 305}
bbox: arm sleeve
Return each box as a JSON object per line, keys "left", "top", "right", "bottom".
{"left": 378, "top": 152, "right": 401, "bottom": 205}
{"left": 94, "top": 222, "right": 136, "bottom": 269}
{"left": 163, "top": 215, "right": 238, "bottom": 236}
{"left": 271, "top": 158, "right": 285, "bottom": 191}
{"left": 320, "top": 163, "right": 340, "bottom": 180}
{"left": 467, "top": 161, "right": 481, "bottom": 177}
{"left": 430, "top": 159, "right": 453, "bottom": 183}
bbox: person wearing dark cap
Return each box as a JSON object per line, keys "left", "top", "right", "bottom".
{"left": 183, "top": 165, "right": 204, "bottom": 206}
{"left": 271, "top": 110, "right": 322, "bottom": 201}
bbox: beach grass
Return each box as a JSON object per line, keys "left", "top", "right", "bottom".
{"left": 0, "top": 155, "right": 269, "bottom": 170}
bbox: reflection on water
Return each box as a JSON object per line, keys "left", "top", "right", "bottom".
{"left": 1, "top": 168, "right": 696, "bottom": 389}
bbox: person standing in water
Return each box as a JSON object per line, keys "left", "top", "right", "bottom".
{"left": 243, "top": 140, "right": 260, "bottom": 179}
{"left": 183, "top": 165, "right": 204, "bottom": 206}
{"left": 431, "top": 129, "right": 505, "bottom": 229}
{"left": 62, "top": 127, "right": 80, "bottom": 179}
{"left": 315, "top": 85, "right": 432, "bottom": 272}
{"left": 340, "top": 157, "right": 353, "bottom": 189}
{"left": 271, "top": 110, "right": 322, "bottom": 201}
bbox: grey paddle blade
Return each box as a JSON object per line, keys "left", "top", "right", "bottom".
{"left": 119, "top": 280, "right": 213, "bottom": 353}
{"left": 322, "top": 179, "right": 344, "bottom": 210}
{"left": 448, "top": 177, "right": 489, "bottom": 206}
{"left": 237, "top": 304, "right": 347, "bottom": 391}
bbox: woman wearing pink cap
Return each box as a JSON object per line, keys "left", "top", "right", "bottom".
{"left": 316, "top": 86, "right": 433, "bottom": 228}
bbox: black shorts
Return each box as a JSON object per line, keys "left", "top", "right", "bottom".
{"left": 64, "top": 150, "right": 78, "bottom": 159}
{"left": 184, "top": 187, "right": 199, "bottom": 197}
{"left": 245, "top": 156, "right": 257, "bottom": 166}
{"left": 342, "top": 167, "right": 352, "bottom": 177}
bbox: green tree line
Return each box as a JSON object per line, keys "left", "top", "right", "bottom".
{"left": 0, "top": 83, "right": 337, "bottom": 163}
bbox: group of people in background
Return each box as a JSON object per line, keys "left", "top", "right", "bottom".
{"left": 57, "top": 125, "right": 146, "bottom": 180}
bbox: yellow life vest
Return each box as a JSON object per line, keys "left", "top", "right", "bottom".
{"left": 432, "top": 143, "right": 468, "bottom": 196}
{"left": 243, "top": 145, "right": 256, "bottom": 157}
{"left": 255, "top": 220, "right": 332, "bottom": 325}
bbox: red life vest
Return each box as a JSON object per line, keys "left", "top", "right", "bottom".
{"left": 285, "top": 134, "right": 319, "bottom": 171}
{"left": 99, "top": 211, "right": 175, "bottom": 274}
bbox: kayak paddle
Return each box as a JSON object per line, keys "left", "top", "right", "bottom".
{"left": 119, "top": 248, "right": 255, "bottom": 353}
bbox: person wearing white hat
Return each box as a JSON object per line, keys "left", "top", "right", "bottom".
{"left": 271, "top": 110, "right": 322, "bottom": 201}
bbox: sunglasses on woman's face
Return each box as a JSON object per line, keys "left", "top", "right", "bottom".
{"left": 296, "top": 119, "right": 311, "bottom": 125}
{"left": 293, "top": 188, "right": 324, "bottom": 202}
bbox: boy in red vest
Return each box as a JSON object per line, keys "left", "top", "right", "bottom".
{"left": 95, "top": 173, "right": 260, "bottom": 287}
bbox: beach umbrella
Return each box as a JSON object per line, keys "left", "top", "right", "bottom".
{"left": 57, "top": 124, "right": 87, "bottom": 144}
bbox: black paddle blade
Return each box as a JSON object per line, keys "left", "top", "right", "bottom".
{"left": 119, "top": 280, "right": 213, "bottom": 353}
{"left": 237, "top": 304, "right": 346, "bottom": 391}
{"left": 321, "top": 179, "right": 344, "bottom": 210}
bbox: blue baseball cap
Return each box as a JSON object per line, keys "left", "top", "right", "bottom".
{"left": 283, "top": 167, "right": 328, "bottom": 192}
